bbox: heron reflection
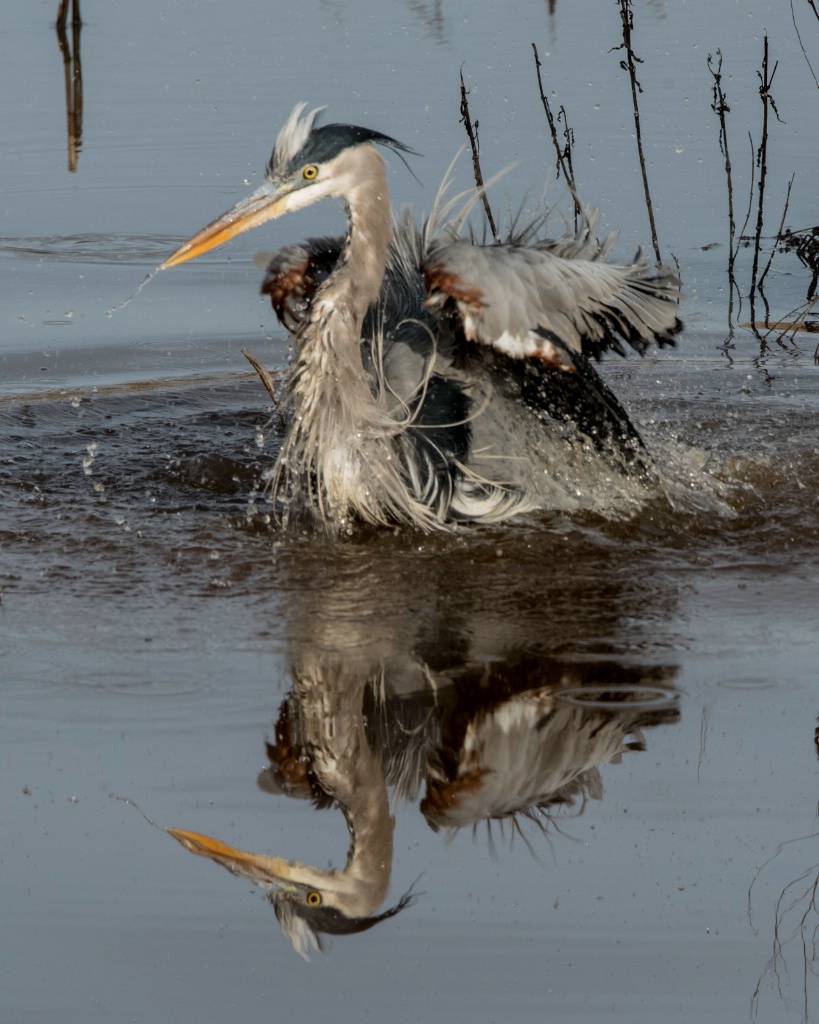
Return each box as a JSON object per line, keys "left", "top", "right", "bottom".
{"left": 169, "top": 649, "right": 416, "bottom": 960}
{"left": 162, "top": 103, "right": 681, "bottom": 531}
{"left": 168, "top": 651, "right": 678, "bottom": 959}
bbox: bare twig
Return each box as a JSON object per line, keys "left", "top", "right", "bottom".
{"left": 707, "top": 50, "right": 738, "bottom": 334}
{"left": 759, "top": 174, "right": 795, "bottom": 290}
{"left": 459, "top": 69, "right": 499, "bottom": 242}
{"left": 707, "top": 53, "right": 736, "bottom": 275}
{"left": 738, "top": 132, "right": 757, "bottom": 261}
{"left": 750, "top": 35, "right": 784, "bottom": 323}
{"left": 531, "top": 42, "right": 581, "bottom": 225}
{"left": 612, "top": 0, "right": 661, "bottom": 263}
{"left": 557, "top": 106, "right": 577, "bottom": 202}
{"left": 791, "top": 0, "right": 819, "bottom": 88}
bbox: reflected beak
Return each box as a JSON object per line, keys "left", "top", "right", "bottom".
{"left": 161, "top": 181, "right": 293, "bottom": 269}
{"left": 166, "top": 827, "right": 297, "bottom": 888}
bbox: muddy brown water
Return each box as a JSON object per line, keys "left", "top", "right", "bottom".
{"left": 3, "top": 1, "right": 819, "bottom": 1022}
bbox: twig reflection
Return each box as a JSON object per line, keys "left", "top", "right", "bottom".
{"left": 751, "top": 833, "right": 819, "bottom": 1024}
{"left": 55, "top": 0, "right": 83, "bottom": 173}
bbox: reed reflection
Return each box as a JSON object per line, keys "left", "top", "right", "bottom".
{"left": 168, "top": 543, "right": 680, "bottom": 959}
{"left": 56, "top": 0, "right": 83, "bottom": 173}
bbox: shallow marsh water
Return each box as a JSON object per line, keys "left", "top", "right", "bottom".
{"left": 2, "top": 2, "right": 819, "bottom": 1022}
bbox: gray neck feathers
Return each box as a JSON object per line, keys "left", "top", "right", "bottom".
{"left": 277, "top": 146, "right": 401, "bottom": 526}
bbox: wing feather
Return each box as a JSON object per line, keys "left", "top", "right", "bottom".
{"left": 423, "top": 219, "right": 681, "bottom": 364}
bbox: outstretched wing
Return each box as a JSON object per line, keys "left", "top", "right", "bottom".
{"left": 422, "top": 219, "right": 681, "bottom": 367}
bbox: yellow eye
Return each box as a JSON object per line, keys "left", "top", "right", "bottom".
{"left": 303, "top": 165, "right": 319, "bottom": 180}
{"left": 306, "top": 891, "right": 322, "bottom": 906}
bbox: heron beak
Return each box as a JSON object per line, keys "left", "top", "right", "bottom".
{"left": 166, "top": 827, "right": 298, "bottom": 888}
{"left": 161, "top": 182, "right": 293, "bottom": 269}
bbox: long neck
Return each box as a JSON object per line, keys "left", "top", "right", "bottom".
{"left": 279, "top": 148, "right": 398, "bottom": 525}
{"left": 292, "top": 145, "right": 392, "bottom": 371}
{"left": 332, "top": 151, "right": 393, "bottom": 322}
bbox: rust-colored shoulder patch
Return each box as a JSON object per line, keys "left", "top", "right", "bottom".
{"left": 261, "top": 258, "right": 311, "bottom": 328}
{"left": 424, "top": 263, "right": 486, "bottom": 310}
{"left": 262, "top": 259, "right": 310, "bottom": 305}
{"left": 420, "top": 767, "right": 487, "bottom": 822}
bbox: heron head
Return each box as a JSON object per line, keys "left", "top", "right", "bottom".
{"left": 166, "top": 827, "right": 413, "bottom": 960}
{"left": 162, "top": 103, "right": 414, "bottom": 269}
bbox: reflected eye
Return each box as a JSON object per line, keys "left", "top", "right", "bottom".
{"left": 303, "top": 165, "right": 319, "bottom": 180}
{"left": 306, "top": 891, "right": 322, "bottom": 906}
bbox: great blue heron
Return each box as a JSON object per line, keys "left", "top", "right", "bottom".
{"left": 162, "top": 103, "right": 681, "bottom": 531}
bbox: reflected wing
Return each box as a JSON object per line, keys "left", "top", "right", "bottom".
{"left": 422, "top": 224, "right": 681, "bottom": 365}
{"left": 256, "top": 236, "right": 342, "bottom": 334}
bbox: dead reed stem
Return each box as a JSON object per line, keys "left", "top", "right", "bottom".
{"left": 707, "top": 53, "right": 736, "bottom": 277}
{"left": 707, "top": 50, "right": 739, "bottom": 333}
{"left": 613, "top": 0, "right": 661, "bottom": 264}
{"left": 531, "top": 42, "right": 581, "bottom": 226}
{"left": 459, "top": 70, "right": 499, "bottom": 242}
{"left": 749, "top": 35, "right": 781, "bottom": 320}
